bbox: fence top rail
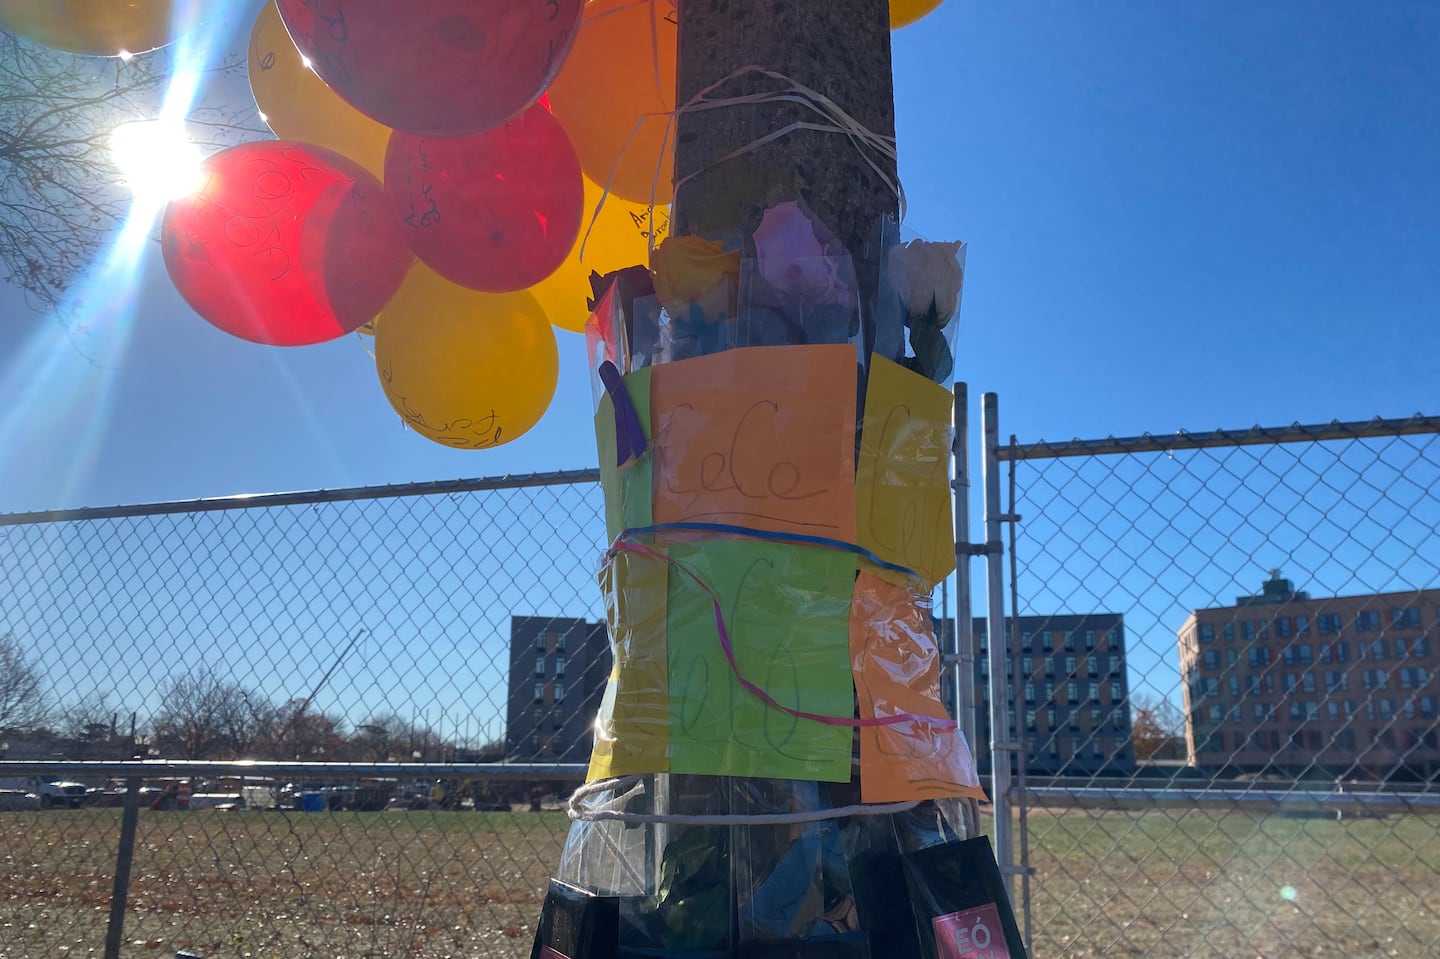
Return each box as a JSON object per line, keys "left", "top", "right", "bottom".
{"left": 998, "top": 413, "right": 1440, "bottom": 462}
{"left": 0, "top": 759, "right": 589, "bottom": 780}
{"left": 0, "top": 468, "right": 603, "bottom": 527}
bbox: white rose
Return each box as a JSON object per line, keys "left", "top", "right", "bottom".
{"left": 887, "top": 239, "right": 965, "bottom": 325}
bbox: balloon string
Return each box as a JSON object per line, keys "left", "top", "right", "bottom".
{"left": 607, "top": 537, "right": 958, "bottom": 732}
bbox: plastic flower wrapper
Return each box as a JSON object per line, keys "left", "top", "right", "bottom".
{"left": 737, "top": 201, "right": 860, "bottom": 350}
{"left": 884, "top": 238, "right": 966, "bottom": 384}
{"left": 584, "top": 265, "right": 660, "bottom": 408}
{"left": 651, "top": 234, "right": 741, "bottom": 363}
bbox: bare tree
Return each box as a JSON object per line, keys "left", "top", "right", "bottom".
{"left": 151, "top": 668, "right": 270, "bottom": 759}
{"left": 0, "top": 632, "right": 49, "bottom": 731}
{"left": 0, "top": 33, "right": 260, "bottom": 311}
{"left": 1131, "top": 693, "right": 1187, "bottom": 761}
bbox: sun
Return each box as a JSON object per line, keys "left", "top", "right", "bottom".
{"left": 109, "top": 119, "right": 205, "bottom": 209}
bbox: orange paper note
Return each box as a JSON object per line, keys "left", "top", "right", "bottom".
{"left": 850, "top": 570, "right": 985, "bottom": 803}
{"left": 650, "top": 345, "right": 857, "bottom": 541}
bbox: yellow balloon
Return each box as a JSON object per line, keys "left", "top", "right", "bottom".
{"left": 891, "top": 0, "right": 943, "bottom": 29}
{"left": 529, "top": 176, "right": 671, "bottom": 334}
{"left": 374, "top": 265, "right": 559, "bottom": 450}
{"left": 247, "top": 0, "right": 392, "bottom": 179}
{"left": 0, "top": 0, "right": 179, "bottom": 56}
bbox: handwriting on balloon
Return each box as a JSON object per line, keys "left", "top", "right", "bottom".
{"left": 400, "top": 143, "right": 440, "bottom": 230}
{"left": 650, "top": 345, "right": 857, "bottom": 539}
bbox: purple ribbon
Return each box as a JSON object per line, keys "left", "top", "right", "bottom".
{"left": 599, "top": 360, "right": 647, "bottom": 467}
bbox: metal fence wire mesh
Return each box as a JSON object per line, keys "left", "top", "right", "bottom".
{"left": 1000, "top": 417, "right": 1440, "bottom": 959}
{"left": 0, "top": 473, "right": 608, "bottom": 959}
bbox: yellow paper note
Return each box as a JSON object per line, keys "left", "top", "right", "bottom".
{"left": 650, "top": 345, "right": 857, "bottom": 541}
{"left": 594, "top": 367, "right": 654, "bottom": 543}
{"left": 856, "top": 355, "right": 956, "bottom": 587}
{"left": 851, "top": 570, "right": 985, "bottom": 803}
{"left": 588, "top": 549, "right": 670, "bottom": 781}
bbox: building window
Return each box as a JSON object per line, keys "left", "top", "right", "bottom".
{"left": 535, "top": 632, "right": 547, "bottom": 651}
{"left": 1243, "top": 620, "right": 1257, "bottom": 641}
{"left": 1327, "top": 701, "right": 1339, "bottom": 720}
{"left": 1199, "top": 623, "right": 1215, "bottom": 643}
{"left": 1024, "top": 683, "right": 1035, "bottom": 704}
{"left": 1420, "top": 697, "right": 1437, "bottom": 719}
{"left": 1086, "top": 655, "right": 1098, "bottom": 677}
{"left": 1302, "top": 673, "right": 1317, "bottom": 693}
{"left": 1296, "top": 616, "right": 1311, "bottom": 637}
{"left": 534, "top": 682, "right": 545, "bottom": 703}
{"left": 554, "top": 657, "right": 566, "bottom": 678}
{"left": 1024, "top": 709, "right": 1036, "bottom": 729}
{"left": 1321, "top": 642, "right": 1350, "bottom": 664}
{"left": 1248, "top": 648, "right": 1271, "bottom": 667}
{"left": 1045, "top": 681, "right": 1055, "bottom": 701}
{"left": 1324, "top": 671, "right": 1348, "bottom": 691}
{"left": 1365, "top": 639, "right": 1388, "bottom": 660}
{"left": 1282, "top": 674, "right": 1296, "bottom": 693}
{"left": 1289, "top": 701, "right": 1304, "bottom": 721}
{"left": 1067, "top": 681, "right": 1079, "bottom": 702}
{"left": 1209, "top": 705, "right": 1223, "bottom": 725}
{"left": 1392, "top": 607, "right": 1421, "bottom": 629}
{"left": 1318, "top": 613, "right": 1342, "bottom": 635}
{"left": 1228, "top": 676, "right": 1240, "bottom": 697}
{"left": 1274, "top": 617, "right": 1293, "bottom": 639}
{"left": 1084, "top": 629, "right": 1096, "bottom": 650}
{"left": 1356, "top": 610, "right": 1382, "bottom": 632}
{"left": 1226, "top": 649, "right": 1238, "bottom": 667}
{"left": 1418, "top": 638, "right": 1433, "bottom": 657}
{"left": 1046, "top": 706, "right": 1057, "bottom": 727}
{"left": 1378, "top": 698, "right": 1394, "bottom": 720}
{"left": 555, "top": 631, "right": 566, "bottom": 652}
{"left": 1399, "top": 667, "right": 1429, "bottom": 689}
{"left": 1296, "top": 644, "right": 1313, "bottom": 665}
{"left": 1252, "top": 702, "right": 1267, "bottom": 722}
{"left": 535, "top": 658, "right": 546, "bottom": 676}
{"left": 1395, "top": 638, "right": 1410, "bottom": 658}
{"left": 1022, "top": 656, "right": 1034, "bottom": 677}
{"left": 1107, "top": 628, "right": 1120, "bottom": 646}
{"left": 1224, "top": 623, "right": 1236, "bottom": 642}
{"left": 1042, "top": 631, "right": 1053, "bottom": 653}
{"left": 553, "top": 682, "right": 565, "bottom": 702}
{"left": 1362, "top": 669, "right": 1387, "bottom": 690}
{"left": 1203, "top": 650, "right": 1219, "bottom": 670}
{"left": 1064, "top": 632, "right": 1076, "bottom": 652}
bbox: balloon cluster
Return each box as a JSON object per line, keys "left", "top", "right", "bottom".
{"left": 1, "top": 0, "right": 947, "bottom": 449}
{"left": 177, "top": 0, "right": 692, "bottom": 449}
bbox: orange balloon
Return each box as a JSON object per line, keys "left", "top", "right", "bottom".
{"left": 530, "top": 176, "right": 670, "bottom": 333}
{"left": 374, "top": 265, "right": 559, "bottom": 450}
{"left": 891, "top": 0, "right": 943, "bottom": 29}
{"left": 546, "top": 0, "right": 676, "bottom": 205}
{"left": 247, "top": 1, "right": 392, "bottom": 179}
{"left": 0, "top": 0, "right": 183, "bottom": 56}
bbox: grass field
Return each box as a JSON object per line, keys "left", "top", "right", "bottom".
{"left": 2, "top": 805, "right": 1438, "bottom": 958}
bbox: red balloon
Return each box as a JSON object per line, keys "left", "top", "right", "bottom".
{"left": 162, "top": 141, "right": 412, "bottom": 346}
{"left": 385, "top": 103, "right": 583, "bottom": 293}
{"left": 274, "top": 0, "right": 584, "bottom": 137}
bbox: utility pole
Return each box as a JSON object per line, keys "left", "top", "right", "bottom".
{"left": 673, "top": 0, "right": 898, "bottom": 298}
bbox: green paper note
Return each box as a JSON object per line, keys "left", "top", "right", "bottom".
{"left": 665, "top": 538, "right": 855, "bottom": 782}
{"left": 594, "top": 366, "right": 654, "bottom": 542}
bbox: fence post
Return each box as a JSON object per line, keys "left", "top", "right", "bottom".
{"left": 103, "top": 776, "right": 143, "bottom": 959}
{"left": 982, "top": 392, "right": 1015, "bottom": 893}
{"left": 951, "top": 385, "right": 978, "bottom": 764}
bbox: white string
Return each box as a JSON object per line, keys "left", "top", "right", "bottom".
{"left": 569, "top": 775, "right": 921, "bottom": 826}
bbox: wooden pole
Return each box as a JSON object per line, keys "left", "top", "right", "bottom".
{"left": 672, "top": 0, "right": 898, "bottom": 301}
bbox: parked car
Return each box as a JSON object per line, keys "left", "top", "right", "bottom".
{"left": 31, "top": 776, "right": 87, "bottom": 809}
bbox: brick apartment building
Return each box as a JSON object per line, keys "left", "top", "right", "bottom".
{"left": 506, "top": 616, "right": 610, "bottom": 763}
{"left": 1178, "top": 573, "right": 1440, "bottom": 779}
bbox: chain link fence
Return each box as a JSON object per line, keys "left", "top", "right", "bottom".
{"left": 4, "top": 413, "right": 1440, "bottom": 958}
{"left": 0, "top": 473, "right": 609, "bottom": 959}
{"left": 998, "top": 415, "right": 1440, "bottom": 958}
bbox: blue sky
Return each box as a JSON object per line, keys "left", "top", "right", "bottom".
{"left": 1, "top": 1, "right": 1435, "bottom": 514}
